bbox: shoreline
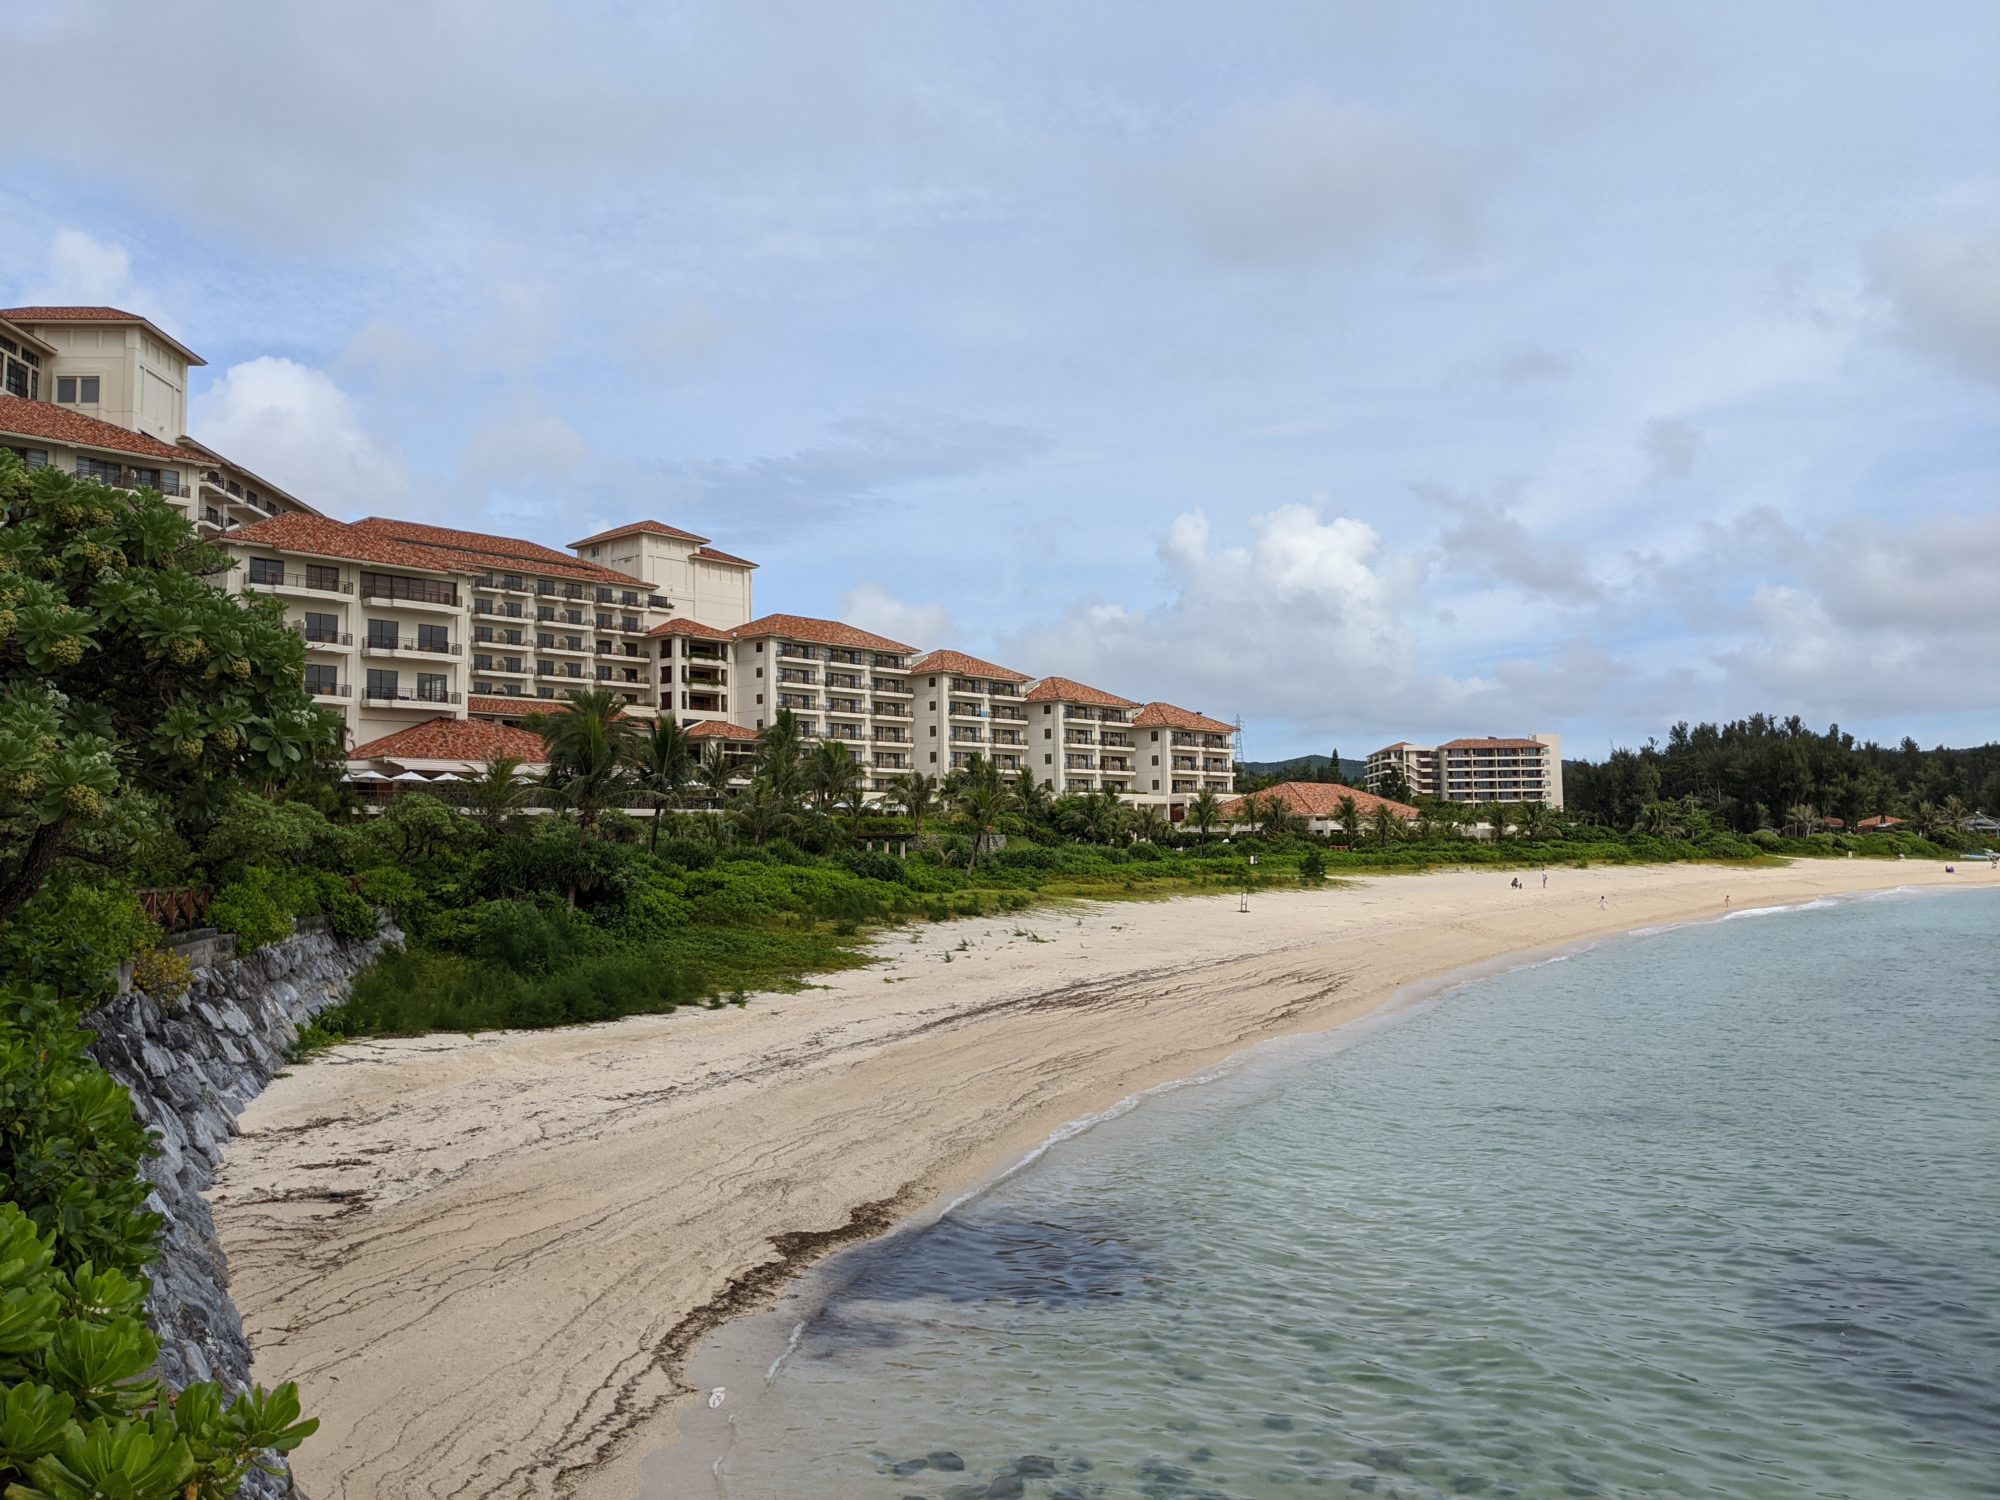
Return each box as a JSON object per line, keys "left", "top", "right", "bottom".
{"left": 210, "top": 860, "right": 1988, "bottom": 1499}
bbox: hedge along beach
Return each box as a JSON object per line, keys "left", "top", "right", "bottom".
{"left": 210, "top": 860, "right": 1984, "bottom": 1499}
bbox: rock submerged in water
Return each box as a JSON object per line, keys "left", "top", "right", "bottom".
{"left": 928, "top": 1450, "right": 966, "bottom": 1471}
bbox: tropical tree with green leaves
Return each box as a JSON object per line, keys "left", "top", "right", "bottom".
{"left": 631, "top": 718, "right": 694, "bottom": 851}
{"left": 951, "top": 754, "right": 1011, "bottom": 871}
{"left": 755, "top": 708, "right": 806, "bottom": 807}
{"left": 466, "top": 755, "right": 532, "bottom": 836}
{"left": 0, "top": 453, "right": 335, "bottom": 920}
{"left": 730, "top": 776, "right": 787, "bottom": 845}
{"left": 806, "top": 739, "right": 862, "bottom": 817}
{"left": 1185, "top": 787, "right": 1223, "bottom": 843}
{"left": 1129, "top": 803, "right": 1168, "bottom": 843}
{"left": 695, "top": 741, "right": 738, "bottom": 810}
{"left": 890, "top": 770, "right": 936, "bottom": 835}
{"left": 1368, "top": 801, "right": 1403, "bottom": 845}
{"left": 1076, "top": 788, "right": 1123, "bottom": 844}
{"left": 1011, "top": 767, "right": 1054, "bottom": 826}
{"left": 531, "top": 688, "right": 633, "bottom": 835}
{"left": 1332, "top": 794, "right": 1362, "bottom": 842}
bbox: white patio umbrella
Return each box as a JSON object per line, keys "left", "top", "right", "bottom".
{"left": 344, "top": 768, "right": 389, "bottom": 782}
{"left": 430, "top": 771, "right": 467, "bottom": 782}
{"left": 389, "top": 770, "right": 431, "bottom": 783}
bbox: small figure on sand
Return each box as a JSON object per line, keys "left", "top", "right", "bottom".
{"left": 1541, "top": 870, "right": 1549, "bottom": 889}
{"left": 1510, "top": 876, "right": 1521, "bottom": 889}
{"left": 1724, "top": 894, "right": 1731, "bottom": 908}
{"left": 1598, "top": 895, "right": 1607, "bottom": 910}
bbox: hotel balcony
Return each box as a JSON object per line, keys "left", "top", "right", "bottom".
{"left": 1064, "top": 754, "right": 1097, "bottom": 770}
{"left": 950, "top": 728, "right": 985, "bottom": 744}
{"left": 826, "top": 698, "right": 867, "bottom": 716}
{"left": 535, "top": 663, "right": 587, "bottom": 681}
{"left": 826, "top": 671, "right": 866, "bottom": 691}
{"left": 874, "top": 752, "right": 909, "bottom": 770}
{"left": 994, "top": 754, "right": 1022, "bottom": 772}
{"left": 777, "top": 694, "right": 819, "bottom": 712}
{"left": 680, "top": 692, "right": 726, "bottom": 714}
{"left": 825, "top": 649, "right": 869, "bottom": 668}
{"left": 472, "top": 600, "right": 528, "bottom": 619}
{"left": 473, "top": 574, "right": 533, "bottom": 594}
{"left": 872, "top": 701, "right": 910, "bottom": 718}
{"left": 362, "top": 637, "right": 462, "bottom": 659}
{"left": 359, "top": 581, "right": 460, "bottom": 612}
{"left": 363, "top": 687, "right": 463, "bottom": 709}
{"left": 245, "top": 570, "right": 353, "bottom": 598}
{"left": 1172, "top": 779, "right": 1199, "bottom": 794}
{"left": 309, "top": 683, "right": 350, "bottom": 703}
{"left": 1101, "top": 763, "right": 1135, "bottom": 779}
{"left": 1064, "top": 730, "right": 1097, "bottom": 745}
{"left": 775, "top": 643, "right": 820, "bottom": 661}
{"left": 873, "top": 728, "right": 910, "bottom": 744}
{"left": 988, "top": 683, "right": 1022, "bottom": 699}
{"left": 681, "top": 669, "right": 728, "bottom": 688}
{"left": 683, "top": 642, "right": 727, "bottom": 661}
{"left": 1172, "top": 757, "right": 1200, "bottom": 771}
{"left": 991, "top": 730, "right": 1024, "bottom": 746}
{"left": 473, "top": 658, "right": 530, "bottom": 677}
{"left": 990, "top": 707, "right": 1027, "bottom": 723}
{"left": 75, "top": 458, "right": 186, "bottom": 496}
{"left": 537, "top": 641, "right": 589, "bottom": 657}
{"left": 870, "top": 678, "right": 911, "bottom": 696}
{"left": 870, "top": 653, "right": 908, "bottom": 670}
{"left": 1101, "top": 733, "right": 1133, "bottom": 748}
{"left": 825, "top": 725, "right": 865, "bottom": 743}
{"left": 293, "top": 625, "right": 354, "bottom": 651}
{"left": 776, "top": 668, "right": 819, "bottom": 685}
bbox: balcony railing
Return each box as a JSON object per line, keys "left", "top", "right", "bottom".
{"left": 362, "top": 638, "right": 461, "bottom": 656}
{"left": 871, "top": 678, "right": 911, "bottom": 694}
{"left": 363, "top": 688, "right": 462, "bottom": 706}
{"left": 308, "top": 682, "right": 351, "bottom": 698}
{"left": 75, "top": 459, "right": 183, "bottom": 496}
{"left": 246, "top": 571, "right": 352, "bottom": 595}
{"left": 293, "top": 625, "right": 353, "bottom": 647}
{"left": 873, "top": 702, "right": 909, "bottom": 717}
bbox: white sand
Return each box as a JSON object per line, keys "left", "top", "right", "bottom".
{"left": 211, "top": 859, "right": 1978, "bottom": 1498}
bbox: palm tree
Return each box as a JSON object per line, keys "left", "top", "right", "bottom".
{"left": 1486, "top": 802, "right": 1514, "bottom": 841}
{"left": 1012, "top": 769, "right": 1055, "bottom": 826}
{"left": 631, "top": 717, "right": 694, "bottom": 851}
{"left": 756, "top": 708, "right": 806, "bottom": 807}
{"left": 1368, "top": 802, "right": 1402, "bottom": 845}
{"left": 1186, "top": 787, "right": 1223, "bottom": 844}
{"left": 1258, "top": 793, "right": 1299, "bottom": 839}
{"left": 891, "top": 770, "right": 936, "bottom": 836}
{"left": 1333, "top": 794, "right": 1361, "bottom": 842}
{"left": 531, "top": 688, "right": 633, "bottom": 836}
{"left": 837, "top": 778, "right": 871, "bottom": 836}
{"left": 1130, "top": 803, "right": 1168, "bottom": 843}
{"left": 467, "top": 755, "right": 531, "bottom": 836}
{"left": 1078, "top": 788, "right": 1122, "bottom": 844}
{"left": 806, "top": 739, "right": 862, "bottom": 817}
{"left": 952, "top": 755, "right": 1011, "bottom": 871}
{"left": 731, "top": 776, "right": 785, "bottom": 845}
{"left": 695, "top": 741, "right": 737, "bottom": 810}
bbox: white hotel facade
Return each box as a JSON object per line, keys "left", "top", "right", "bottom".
{"left": 2, "top": 305, "right": 1236, "bottom": 815}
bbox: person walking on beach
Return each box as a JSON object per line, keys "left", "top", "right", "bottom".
{"left": 1598, "top": 895, "right": 1607, "bottom": 911}
{"left": 1541, "top": 870, "right": 1548, "bottom": 889}
{"left": 1724, "top": 894, "right": 1731, "bottom": 909}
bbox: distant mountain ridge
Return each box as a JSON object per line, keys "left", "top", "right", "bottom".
{"left": 1238, "top": 754, "right": 1370, "bottom": 784}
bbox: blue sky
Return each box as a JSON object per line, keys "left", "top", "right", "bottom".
{"left": 5, "top": 0, "right": 1995, "bottom": 761}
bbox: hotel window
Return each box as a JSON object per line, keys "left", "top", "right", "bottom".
{"left": 417, "top": 623, "right": 450, "bottom": 653}
{"left": 303, "top": 665, "right": 339, "bottom": 695}
{"left": 305, "top": 563, "right": 342, "bottom": 591}
{"left": 417, "top": 672, "right": 450, "bottom": 702}
{"left": 55, "top": 376, "right": 101, "bottom": 405}
{"left": 367, "top": 620, "right": 399, "bottom": 648}
{"left": 366, "top": 669, "right": 400, "bottom": 699}
{"left": 3, "top": 358, "right": 29, "bottom": 397}
{"left": 303, "top": 611, "right": 339, "bottom": 642}
{"left": 247, "top": 557, "right": 286, "bottom": 586}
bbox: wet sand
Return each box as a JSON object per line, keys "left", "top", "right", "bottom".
{"left": 211, "top": 860, "right": 1976, "bottom": 1497}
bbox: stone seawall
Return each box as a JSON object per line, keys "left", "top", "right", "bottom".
{"left": 84, "top": 918, "right": 400, "bottom": 1492}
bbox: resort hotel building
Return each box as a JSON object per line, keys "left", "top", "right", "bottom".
{"left": 3, "top": 303, "right": 1238, "bottom": 818}
{"left": 1364, "top": 735, "right": 1564, "bottom": 808}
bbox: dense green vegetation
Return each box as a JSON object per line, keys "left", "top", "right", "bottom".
{"left": 1566, "top": 716, "right": 2000, "bottom": 836}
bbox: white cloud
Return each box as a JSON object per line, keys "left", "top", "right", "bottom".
{"left": 1870, "top": 230, "right": 2000, "bottom": 387}
{"left": 1425, "top": 486, "right": 1606, "bottom": 603}
{"left": 1640, "top": 416, "right": 1703, "bottom": 482}
{"left": 838, "top": 582, "right": 953, "bottom": 649}
{"left": 1138, "top": 91, "right": 1485, "bottom": 269}
{"left": 191, "top": 357, "right": 409, "bottom": 517}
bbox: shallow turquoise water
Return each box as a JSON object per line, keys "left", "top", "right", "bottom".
{"left": 717, "top": 889, "right": 2000, "bottom": 1499}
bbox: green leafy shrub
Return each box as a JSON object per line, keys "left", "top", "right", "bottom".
{"left": 128, "top": 947, "right": 193, "bottom": 1004}
{"left": 206, "top": 871, "right": 294, "bottom": 951}
{"left": 0, "top": 982, "right": 319, "bottom": 1493}
{"left": 0, "top": 884, "right": 156, "bottom": 1002}
{"left": 1299, "top": 848, "right": 1326, "bottom": 883}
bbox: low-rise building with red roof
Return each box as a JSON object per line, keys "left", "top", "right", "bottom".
{"left": 1219, "top": 782, "right": 1420, "bottom": 834}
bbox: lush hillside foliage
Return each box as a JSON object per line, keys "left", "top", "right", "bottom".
{"left": 1566, "top": 716, "right": 2000, "bottom": 835}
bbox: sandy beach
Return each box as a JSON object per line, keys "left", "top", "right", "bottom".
{"left": 210, "top": 859, "right": 1980, "bottom": 1498}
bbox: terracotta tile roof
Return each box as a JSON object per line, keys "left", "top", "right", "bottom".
{"left": 349, "top": 716, "right": 549, "bottom": 764}
{"left": 569, "top": 519, "right": 710, "bottom": 549}
{"left": 1132, "top": 701, "right": 1235, "bottom": 733}
{"left": 1856, "top": 814, "right": 1905, "bottom": 830}
{"left": 690, "top": 544, "right": 757, "bottom": 568}
{"left": 1218, "top": 781, "right": 1419, "bottom": 822}
{"left": 646, "top": 617, "right": 734, "bottom": 640}
{"left": 1438, "top": 737, "right": 1548, "bottom": 751}
{"left": 0, "top": 307, "right": 205, "bottom": 365}
{"left": 1024, "top": 675, "right": 1139, "bottom": 709}
{"left": 1371, "top": 741, "right": 1425, "bottom": 753}
{"left": 467, "top": 694, "right": 548, "bottom": 716}
{"left": 350, "top": 517, "right": 637, "bottom": 586}
{"left": 688, "top": 719, "right": 757, "bottom": 741}
{"left": 0, "top": 395, "right": 196, "bottom": 463}
{"left": 909, "top": 648, "right": 1031, "bottom": 683}
{"left": 732, "top": 613, "right": 915, "bottom": 653}
{"left": 224, "top": 512, "right": 457, "bottom": 571}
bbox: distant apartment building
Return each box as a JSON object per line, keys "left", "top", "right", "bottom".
{"left": 1365, "top": 734, "right": 1564, "bottom": 808}
{"left": 11, "top": 302, "right": 1239, "bottom": 809}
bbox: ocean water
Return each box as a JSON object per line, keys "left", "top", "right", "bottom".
{"left": 714, "top": 889, "right": 2000, "bottom": 1500}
